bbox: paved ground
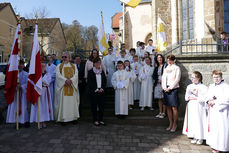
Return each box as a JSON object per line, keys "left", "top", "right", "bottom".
{"left": 0, "top": 121, "right": 212, "bottom": 153}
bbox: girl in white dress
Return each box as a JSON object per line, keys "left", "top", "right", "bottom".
{"left": 182, "top": 71, "right": 208, "bottom": 145}
{"left": 139, "top": 57, "right": 154, "bottom": 111}
{"left": 206, "top": 70, "right": 229, "bottom": 153}
{"left": 112, "top": 61, "right": 130, "bottom": 117}
{"left": 124, "top": 60, "right": 136, "bottom": 110}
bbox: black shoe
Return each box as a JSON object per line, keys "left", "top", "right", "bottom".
{"left": 94, "top": 121, "right": 99, "bottom": 126}
{"left": 72, "top": 120, "right": 78, "bottom": 125}
{"left": 61, "top": 122, "right": 66, "bottom": 126}
{"left": 24, "top": 122, "right": 30, "bottom": 128}
{"left": 99, "top": 121, "right": 106, "bottom": 126}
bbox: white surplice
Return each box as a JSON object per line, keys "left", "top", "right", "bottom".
{"left": 30, "top": 73, "right": 54, "bottom": 122}
{"left": 112, "top": 70, "right": 129, "bottom": 115}
{"left": 206, "top": 81, "right": 229, "bottom": 152}
{"left": 55, "top": 63, "right": 80, "bottom": 122}
{"left": 138, "top": 65, "right": 154, "bottom": 107}
{"left": 182, "top": 83, "right": 208, "bottom": 140}
{"left": 126, "top": 69, "right": 136, "bottom": 105}
{"left": 103, "top": 54, "right": 116, "bottom": 87}
{"left": 131, "top": 62, "right": 142, "bottom": 100}
{"left": 46, "top": 63, "right": 56, "bottom": 105}
{"left": 6, "top": 70, "right": 29, "bottom": 124}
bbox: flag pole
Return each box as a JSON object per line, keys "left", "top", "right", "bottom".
{"left": 122, "top": 3, "right": 125, "bottom": 43}
{"left": 35, "top": 14, "right": 40, "bottom": 130}
{"left": 16, "top": 15, "right": 21, "bottom": 131}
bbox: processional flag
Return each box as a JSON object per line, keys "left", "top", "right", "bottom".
{"left": 27, "top": 23, "right": 42, "bottom": 104}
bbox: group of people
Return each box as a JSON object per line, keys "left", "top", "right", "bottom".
{"left": 5, "top": 37, "right": 229, "bottom": 153}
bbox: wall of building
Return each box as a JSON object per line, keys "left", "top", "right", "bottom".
{"left": 0, "top": 5, "right": 17, "bottom": 62}
{"left": 124, "top": 2, "right": 152, "bottom": 49}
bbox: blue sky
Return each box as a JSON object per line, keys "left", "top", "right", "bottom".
{"left": 4, "top": 0, "right": 122, "bottom": 33}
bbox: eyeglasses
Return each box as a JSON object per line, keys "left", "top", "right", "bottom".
{"left": 62, "top": 56, "right": 67, "bottom": 58}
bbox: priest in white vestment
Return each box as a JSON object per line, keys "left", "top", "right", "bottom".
{"left": 55, "top": 52, "right": 80, "bottom": 123}
{"left": 6, "top": 60, "right": 29, "bottom": 125}
{"left": 206, "top": 70, "right": 229, "bottom": 152}
{"left": 131, "top": 55, "right": 142, "bottom": 101}
{"left": 30, "top": 62, "right": 54, "bottom": 128}
{"left": 182, "top": 71, "right": 208, "bottom": 145}
{"left": 103, "top": 48, "right": 116, "bottom": 87}
{"left": 112, "top": 61, "right": 129, "bottom": 116}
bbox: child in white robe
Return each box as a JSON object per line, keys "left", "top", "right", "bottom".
{"left": 131, "top": 55, "right": 142, "bottom": 101}
{"left": 116, "top": 50, "right": 128, "bottom": 65}
{"left": 46, "top": 55, "right": 56, "bottom": 105}
{"left": 112, "top": 61, "right": 129, "bottom": 117}
{"left": 6, "top": 60, "right": 29, "bottom": 126}
{"left": 182, "top": 71, "right": 208, "bottom": 145}
{"left": 124, "top": 60, "right": 136, "bottom": 110}
{"left": 206, "top": 70, "right": 229, "bottom": 153}
{"left": 30, "top": 63, "right": 54, "bottom": 128}
{"left": 139, "top": 57, "right": 154, "bottom": 111}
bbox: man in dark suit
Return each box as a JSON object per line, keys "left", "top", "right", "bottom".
{"left": 87, "top": 58, "right": 107, "bottom": 126}
{"left": 74, "top": 55, "right": 86, "bottom": 116}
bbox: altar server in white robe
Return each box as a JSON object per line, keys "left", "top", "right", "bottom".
{"left": 139, "top": 57, "right": 154, "bottom": 111}
{"left": 6, "top": 60, "right": 29, "bottom": 125}
{"left": 30, "top": 62, "right": 54, "bottom": 128}
{"left": 46, "top": 55, "right": 56, "bottom": 105}
{"left": 103, "top": 48, "right": 116, "bottom": 87}
{"left": 131, "top": 55, "right": 142, "bottom": 101}
{"left": 182, "top": 71, "right": 208, "bottom": 145}
{"left": 124, "top": 60, "right": 136, "bottom": 109}
{"left": 55, "top": 52, "right": 80, "bottom": 123}
{"left": 206, "top": 70, "right": 229, "bottom": 153}
{"left": 128, "top": 48, "right": 136, "bottom": 64}
{"left": 112, "top": 61, "right": 130, "bottom": 116}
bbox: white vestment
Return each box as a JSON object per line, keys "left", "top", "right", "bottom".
{"left": 182, "top": 83, "right": 208, "bottom": 140}
{"left": 145, "top": 45, "right": 156, "bottom": 54}
{"left": 30, "top": 73, "right": 54, "bottom": 122}
{"left": 139, "top": 65, "right": 154, "bottom": 107}
{"left": 126, "top": 70, "right": 136, "bottom": 105}
{"left": 46, "top": 63, "right": 56, "bottom": 105}
{"left": 112, "top": 70, "right": 129, "bottom": 115}
{"left": 103, "top": 54, "right": 116, "bottom": 87}
{"left": 6, "top": 71, "right": 29, "bottom": 123}
{"left": 206, "top": 82, "right": 229, "bottom": 152}
{"left": 131, "top": 62, "right": 142, "bottom": 100}
{"left": 55, "top": 63, "right": 80, "bottom": 122}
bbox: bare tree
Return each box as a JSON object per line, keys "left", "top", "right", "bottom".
{"left": 24, "top": 7, "right": 50, "bottom": 19}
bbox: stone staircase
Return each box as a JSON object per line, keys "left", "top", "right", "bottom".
{"left": 80, "top": 88, "right": 184, "bottom": 127}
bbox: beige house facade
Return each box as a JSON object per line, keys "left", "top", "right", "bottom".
{"left": 0, "top": 3, "right": 18, "bottom": 63}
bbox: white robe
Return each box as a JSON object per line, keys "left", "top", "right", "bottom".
{"left": 6, "top": 71, "right": 29, "bottom": 124}
{"left": 126, "top": 70, "right": 136, "bottom": 105}
{"left": 182, "top": 83, "right": 208, "bottom": 140}
{"left": 116, "top": 56, "right": 128, "bottom": 65}
{"left": 145, "top": 45, "right": 156, "bottom": 54}
{"left": 131, "top": 62, "right": 142, "bottom": 100}
{"left": 46, "top": 63, "right": 56, "bottom": 105}
{"left": 112, "top": 70, "right": 129, "bottom": 115}
{"left": 103, "top": 54, "right": 116, "bottom": 87}
{"left": 206, "top": 82, "right": 229, "bottom": 152}
{"left": 30, "top": 73, "right": 54, "bottom": 122}
{"left": 55, "top": 63, "right": 80, "bottom": 122}
{"left": 139, "top": 65, "right": 154, "bottom": 107}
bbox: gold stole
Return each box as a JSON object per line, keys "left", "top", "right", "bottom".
{"left": 59, "top": 63, "right": 75, "bottom": 96}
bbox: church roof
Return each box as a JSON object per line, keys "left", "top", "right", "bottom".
{"left": 0, "top": 3, "right": 9, "bottom": 11}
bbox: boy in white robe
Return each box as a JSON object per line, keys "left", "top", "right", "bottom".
{"left": 112, "top": 61, "right": 129, "bottom": 117}
{"left": 139, "top": 57, "right": 154, "bottom": 111}
{"left": 103, "top": 48, "right": 116, "bottom": 88}
{"left": 128, "top": 48, "right": 136, "bottom": 64}
{"left": 131, "top": 55, "right": 142, "bottom": 101}
{"left": 6, "top": 60, "right": 29, "bottom": 126}
{"left": 206, "top": 70, "right": 229, "bottom": 153}
{"left": 30, "top": 62, "right": 54, "bottom": 128}
{"left": 124, "top": 60, "right": 136, "bottom": 110}
{"left": 116, "top": 50, "right": 128, "bottom": 65}
{"left": 182, "top": 71, "right": 208, "bottom": 145}
{"left": 46, "top": 55, "right": 56, "bottom": 105}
